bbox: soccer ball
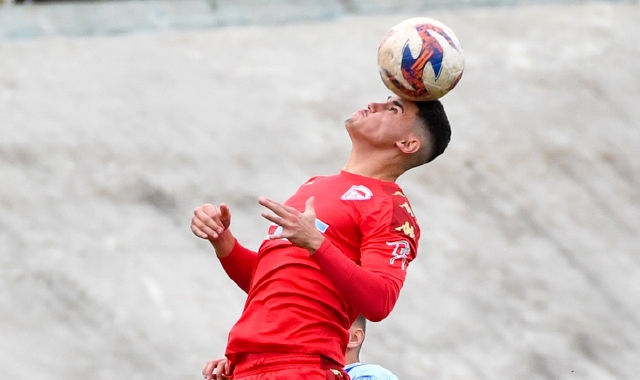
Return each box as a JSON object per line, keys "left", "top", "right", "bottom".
{"left": 377, "top": 17, "right": 465, "bottom": 101}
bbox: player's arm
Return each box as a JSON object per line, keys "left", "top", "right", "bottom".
{"left": 218, "top": 238, "right": 258, "bottom": 293}
{"left": 258, "top": 196, "right": 415, "bottom": 321}
{"left": 191, "top": 203, "right": 258, "bottom": 293}
{"left": 319, "top": 197, "right": 418, "bottom": 321}
{"left": 311, "top": 238, "right": 413, "bottom": 322}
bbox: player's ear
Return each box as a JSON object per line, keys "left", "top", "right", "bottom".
{"left": 396, "top": 136, "right": 421, "bottom": 154}
{"left": 347, "top": 327, "right": 365, "bottom": 349}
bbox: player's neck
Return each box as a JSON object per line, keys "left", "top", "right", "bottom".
{"left": 345, "top": 351, "right": 360, "bottom": 365}
{"left": 343, "top": 166, "right": 398, "bottom": 182}
{"left": 343, "top": 151, "right": 403, "bottom": 182}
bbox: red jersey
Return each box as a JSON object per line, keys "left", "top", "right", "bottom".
{"left": 219, "top": 171, "right": 420, "bottom": 366}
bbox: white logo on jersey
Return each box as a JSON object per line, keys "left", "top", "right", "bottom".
{"left": 341, "top": 185, "right": 373, "bottom": 200}
{"left": 386, "top": 240, "right": 411, "bottom": 270}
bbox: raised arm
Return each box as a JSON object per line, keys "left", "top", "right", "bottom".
{"left": 191, "top": 203, "right": 258, "bottom": 293}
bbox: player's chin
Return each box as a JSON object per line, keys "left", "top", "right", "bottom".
{"left": 348, "top": 109, "right": 366, "bottom": 121}
{"left": 344, "top": 118, "right": 359, "bottom": 132}
{"left": 345, "top": 112, "right": 362, "bottom": 126}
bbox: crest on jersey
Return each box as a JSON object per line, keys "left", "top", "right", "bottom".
{"left": 386, "top": 240, "right": 411, "bottom": 270}
{"left": 341, "top": 185, "right": 373, "bottom": 200}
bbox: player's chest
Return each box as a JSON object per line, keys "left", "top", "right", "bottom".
{"left": 284, "top": 181, "right": 377, "bottom": 233}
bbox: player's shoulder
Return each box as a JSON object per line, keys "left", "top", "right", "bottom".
{"left": 369, "top": 184, "right": 417, "bottom": 219}
{"left": 345, "top": 363, "right": 400, "bottom": 380}
{"left": 301, "top": 175, "right": 327, "bottom": 185}
{"left": 347, "top": 181, "right": 408, "bottom": 204}
{"left": 350, "top": 182, "right": 418, "bottom": 225}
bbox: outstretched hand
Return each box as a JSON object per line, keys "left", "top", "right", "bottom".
{"left": 191, "top": 203, "right": 236, "bottom": 258}
{"left": 259, "top": 196, "right": 325, "bottom": 253}
{"left": 191, "top": 203, "right": 231, "bottom": 241}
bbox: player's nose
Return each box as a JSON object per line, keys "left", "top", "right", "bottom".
{"left": 367, "top": 102, "right": 385, "bottom": 112}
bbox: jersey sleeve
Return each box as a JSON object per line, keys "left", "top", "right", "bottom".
{"left": 312, "top": 194, "right": 419, "bottom": 321}
{"left": 359, "top": 193, "right": 419, "bottom": 297}
{"left": 218, "top": 239, "right": 259, "bottom": 293}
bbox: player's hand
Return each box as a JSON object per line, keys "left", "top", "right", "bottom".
{"left": 259, "top": 196, "right": 325, "bottom": 253}
{"left": 191, "top": 203, "right": 232, "bottom": 241}
{"left": 202, "top": 357, "right": 229, "bottom": 380}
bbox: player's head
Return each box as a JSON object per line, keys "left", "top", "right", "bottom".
{"left": 414, "top": 99, "right": 452, "bottom": 164}
{"left": 345, "top": 96, "right": 451, "bottom": 170}
{"left": 352, "top": 314, "right": 367, "bottom": 333}
{"left": 346, "top": 315, "right": 367, "bottom": 364}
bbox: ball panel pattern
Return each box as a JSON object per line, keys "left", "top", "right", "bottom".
{"left": 378, "top": 17, "right": 464, "bottom": 101}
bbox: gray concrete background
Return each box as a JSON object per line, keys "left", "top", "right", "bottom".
{"left": 1, "top": 1, "right": 640, "bottom": 379}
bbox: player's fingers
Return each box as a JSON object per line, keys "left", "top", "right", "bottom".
{"left": 214, "top": 360, "right": 226, "bottom": 380}
{"left": 191, "top": 217, "right": 220, "bottom": 239}
{"left": 202, "top": 360, "right": 215, "bottom": 379}
{"left": 220, "top": 203, "right": 231, "bottom": 219}
{"left": 258, "top": 196, "right": 293, "bottom": 217}
{"left": 194, "top": 207, "right": 225, "bottom": 234}
{"left": 304, "top": 196, "right": 316, "bottom": 215}
{"left": 201, "top": 203, "right": 220, "bottom": 216}
{"left": 191, "top": 218, "right": 211, "bottom": 239}
{"left": 204, "top": 358, "right": 227, "bottom": 379}
{"left": 190, "top": 225, "right": 207, "bottom": 240}
{"left": 261, "top": 211, "right": 285, "bottom": 227}
{"left": 219, "top": 203, "right": 232, "bottom": 225}
{"left": 198, "top": 204, "right": 223, "bottom": 220}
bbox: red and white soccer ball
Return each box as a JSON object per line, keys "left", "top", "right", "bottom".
{"left": 378, "top": 17, "right": 465, "bottom": 101}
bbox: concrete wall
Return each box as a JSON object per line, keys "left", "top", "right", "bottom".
{"left": 1, "top": 1, "right": 639, "bottom": 379}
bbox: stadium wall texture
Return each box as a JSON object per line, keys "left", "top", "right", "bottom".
{"left": 1, "top": 1, "right": 639, "bottom": 379}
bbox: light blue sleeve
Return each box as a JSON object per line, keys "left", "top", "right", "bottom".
{"left": 344, "top": 363, "right": 400, "bottom": 380}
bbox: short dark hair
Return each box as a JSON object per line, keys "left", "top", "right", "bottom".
{"left": 415, "top": 100, "right": 451, "bottom": 163}
{"left": 353, "top": 314, "right": 366, "bottom": 333}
